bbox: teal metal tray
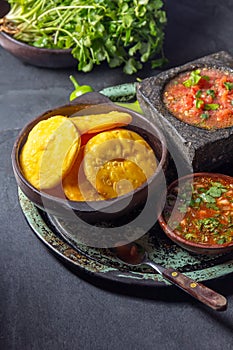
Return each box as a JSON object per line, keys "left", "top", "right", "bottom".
{"left": 19, "top": 188, "right": 233, "bottom": 290}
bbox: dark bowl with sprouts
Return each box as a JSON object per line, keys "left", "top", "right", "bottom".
{"left": 0, "top": 32, "right": 77, "bottom": 68}
{"left": 0, "top": 0, "right": 167, "bottom": 73}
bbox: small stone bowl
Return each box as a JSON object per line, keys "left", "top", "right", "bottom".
{"left": 158, "top": 172, "right": 233, "bottom": 255}
{"left": 12, "top": 92, "right": 168, "bottom": 232}
{"left": 0, "top": 31, "right": 76, "bottom": 68}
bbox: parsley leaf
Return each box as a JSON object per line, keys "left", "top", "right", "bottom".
{"left": 207, "top": 187, "right": 223, "bottom": 197}
{"left": 183, "top": 69, "right": 202, "bottom": 87}
{"left": 195, "top": 218, "right": 220, "bottom": 232}
{"left": 217, "top": 238, "right": 227, "bottom": 244}
{"left": 200, "top": 113, "right": 209, "bottom": 120}
{"left": 196, "top": 90, "right": 202, "bottom": 98}
{"left": 210, "top": 181, "right": 226, "bottom": 188}
{"left": 195, "top": 99, "right": 204, "bottom": 109}
{"left": 224, "top": 82, "right": 233, "bottom": 91}
{"left": 202, "top": 75, "right": 210, "bottom": 81}
{"left": 206, "top": 89, "right": 216, "bottom": 98}
{"left": 204, "top": 103, "right": 220, "bottom": 110}
{"left": 199, "top": 193, "right": 216, "bottom": 203}
{"left": 183, "top": 69, "right": 210, "bottom": 88}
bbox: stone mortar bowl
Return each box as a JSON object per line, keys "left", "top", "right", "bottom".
{"left": 137, "top": 51, "right": 233, "bottom": 174}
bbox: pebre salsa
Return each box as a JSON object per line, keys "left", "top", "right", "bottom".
{"left": 163, "top": 67, "right": 233, "bottom": 129}
{"left": 164, "top": 175, "right": 233, "bottom": 246}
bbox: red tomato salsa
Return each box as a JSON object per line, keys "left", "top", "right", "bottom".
{"left": 163, "top": 68, "right": 233, "bottom": 129}
{"left": 164, "top": 176, "right": 233, "bottom": 245}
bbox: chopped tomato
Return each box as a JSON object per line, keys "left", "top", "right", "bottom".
{"left": 163, "top": 68, "right": 233, "bottom": 129}
{"left": 164, "top": 176, "right": 233, "bottom": 245}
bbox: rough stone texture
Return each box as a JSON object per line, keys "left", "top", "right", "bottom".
{"left": 137, "top": 51, "right": 233, "bottom": 173}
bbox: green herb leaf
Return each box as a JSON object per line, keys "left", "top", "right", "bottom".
{"left": 204, "top": 103, "right": 220, "bottom": 111}
{"left": 196, "top": 218, "right": 220, "bottom": 232}
{"left": 202, "top": 75, "right": 210, "bottom": 81}
{"left": 210, "top": 181, "right": 226, "bottom": 188}
{"left": 224, "top": 82, "right": 233, "bottom": 91}
{"left": 199, "top": 193, "right": 216, "bottom": 203}
{"left": 217, "top": 238, "right": 227, "bottom": 244}
{"left": 195, "top": 99, "right": 204, "bottom": 109}
{"left": 195, "top": 197, "right": 202, "bottom": 204}
{"left": 206, "top": 203, "right": 219, "bottom": 210}
{"left": 207, "top": 187, "right": 222, "bottom": 197}
{"left": 196, "top": 90, "right": 202, "bottom": 98}
{"left": 185, "top": 233, "right": 196, "bottom": 240}
{"left": 200, "top": 113, "right": 209, "bottom": 120}
{"left": 206, "top": 89, "right": 216, "bottom": 98}
{"left": 183, "top": 69, "right": 202, "bottom": 87}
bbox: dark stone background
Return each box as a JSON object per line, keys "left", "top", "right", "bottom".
{"left": 0, "top": 1, "right": 233, "bottom": 349}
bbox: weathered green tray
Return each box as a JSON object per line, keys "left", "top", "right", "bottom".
{"left": 19, "top": 188, "right": 233, "bottom": 291}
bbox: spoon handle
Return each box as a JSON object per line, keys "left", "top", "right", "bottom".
{"left": 162, "top": 267, "right": 227, "bottom": 311}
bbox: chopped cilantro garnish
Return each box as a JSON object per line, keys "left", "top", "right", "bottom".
{"left": 210, "top": 181, "right": 226, "bottom": 188}
{"left": 224, "top": 82, "right": 233, "bottom": 91}
{"left": 199, "top": 193, "right": 216, "bottom": 203}
{"left": 206, "top": 89, "right": 216, "bottom": 98}
{"left": 202, "top": 75, "right": 210, "bottom": 81}
{"left": 183, "top": 69, "right": 202, "bottom": 87}
{"left": 185, "top": 233, "right": 196, "bottom": 240}
{"left": 195, "top": 99, "right": 204, "bottom": 109}
{"left": 196, "top": 90, "right": 202, "bottom": 98}
{"left": 204, "top": 103, "right": 220, "bottom": 110}
{"left": 217, "top": 238, "right": 227, "bottom": 245}
{"left": 172, "top": 177, "right": 232, "bottom": 245}
{"left": 206, "top": 203, "right": 219, "bottom": 210}
{"left": 207, "top": 186, "right": 224, "bottom": 197}
{"left": 196, "top": 182, "right": 227, "bottom": 204}
{"left": 200, "top": 113, "right": 209, "bottom": 120}
{"left": 195, "top": 217, "right": 220, "bottom": 232}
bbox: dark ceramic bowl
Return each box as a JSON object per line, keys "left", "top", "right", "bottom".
{"left": 0, "top": 32, "right": 77, "bottom": 68}
{"left": 12, "top": 92, "right": 168, "bottom": 227}
{"left": 137, "top": 51, "right": 233, "bottom": 173}
{"left": 158, "top": 172, "right": 233, "bottom": 255}
{"left": 0, "top": 0, "right": 10, "bottom": 18}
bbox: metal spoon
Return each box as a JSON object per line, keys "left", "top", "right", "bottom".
{"left": 112, "top": 242, "right": 227, "bottom": 311}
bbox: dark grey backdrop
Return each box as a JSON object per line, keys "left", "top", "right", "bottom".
{"left": 0, "top": 1, "right": 233, "bottom": 349}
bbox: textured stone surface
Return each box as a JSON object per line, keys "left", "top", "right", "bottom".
{"left": 137, "top": 51, "right": 233, "bottom": 172}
